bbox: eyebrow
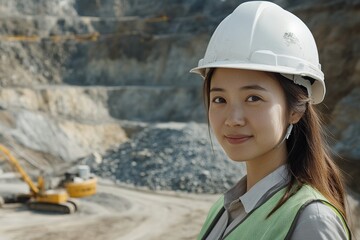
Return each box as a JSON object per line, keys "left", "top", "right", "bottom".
{"left": 210, "top": 84, "right": 268, "bottom": 92}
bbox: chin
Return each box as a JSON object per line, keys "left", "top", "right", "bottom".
{"left": 226, "top": 154, "right": 249, "bottom": 162}
{"left": 229, "top": 158, "right": 247, "bottom": 163}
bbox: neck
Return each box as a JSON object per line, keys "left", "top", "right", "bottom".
{"left": 245, "top": 143, "right": 287, "bottom": 191}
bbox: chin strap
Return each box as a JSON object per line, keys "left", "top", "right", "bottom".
{"left": 275, "top": 124, "right": 293, "bottom": 149}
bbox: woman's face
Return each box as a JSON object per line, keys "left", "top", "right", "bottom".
{"left": 208, "top": 68, "right": 289, "bottom": 163}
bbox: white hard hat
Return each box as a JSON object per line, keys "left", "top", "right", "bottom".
{"left": 190, "top": 1, "right": 325, "bottom": 104}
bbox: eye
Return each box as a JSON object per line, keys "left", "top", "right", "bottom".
{"left": 246, "top": 95, "right": 262, "bottom": 102}
{"left": 212, "top": 96, "right": 226, "bottom": 104}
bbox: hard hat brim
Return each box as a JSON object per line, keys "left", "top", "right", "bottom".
{"left": 190, "top": 62, "right": 325, "bottom": 104}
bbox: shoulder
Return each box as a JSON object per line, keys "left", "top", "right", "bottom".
{"left": 289, "top": 201, "right": 348, "bottom": 240}
{"left": 206, "top": 195, "right": 225, "bottom": 219}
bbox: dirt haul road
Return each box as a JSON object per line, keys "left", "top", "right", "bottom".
{"left": 0, "top": 181, "right": 217, "bottom": 240}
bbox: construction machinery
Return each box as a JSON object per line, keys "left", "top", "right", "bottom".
{"left": 0, "top": 144, "right": 97, "bottom": 214}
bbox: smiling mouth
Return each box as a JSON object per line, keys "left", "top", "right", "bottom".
{"left": 224, "top": 135, "right": 252, "bottom": 144}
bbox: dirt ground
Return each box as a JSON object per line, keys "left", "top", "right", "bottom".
{"left": 0, "top": 179, "right": 359, "bottom": 240}
{"left": 0, "top": 180, "right": 218, "bottom": 240}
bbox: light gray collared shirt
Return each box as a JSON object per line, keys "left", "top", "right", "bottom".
{"left": 205, "top": 165, "right": 348, "bottom": 240}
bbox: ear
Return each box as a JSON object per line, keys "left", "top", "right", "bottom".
{"left": 289, "top": 110, "right": 304, "bottom": 124}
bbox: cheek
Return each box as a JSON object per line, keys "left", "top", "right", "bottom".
{"left": 208, "top": 109, "right": 217, "bottom": 127}
{"left": 208, "top": 108, "right": 222, "bottom": 133}
{"left": 249, "top": 105, "right": 286, "bottom": 137}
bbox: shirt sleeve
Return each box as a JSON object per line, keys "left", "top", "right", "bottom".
{"left": 290, "top": 201, "right": 348, "bottom": 240}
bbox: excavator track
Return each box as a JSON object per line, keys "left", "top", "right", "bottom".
{"left": 27, "top": 201, "right": 76, "bottom": 214}
{"left": 67, "top": 199, "right": 79, "bottom": 212}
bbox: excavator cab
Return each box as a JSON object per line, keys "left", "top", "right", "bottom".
{"left": 62, "top": 165, "right": 97, "bottom": 198}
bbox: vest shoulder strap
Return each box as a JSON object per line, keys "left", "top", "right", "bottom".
{"left": 197, "top": 195, "right": 224, "bottom": 240}
{"left": 224, "top": 185, "right": 350, "bottom": 240}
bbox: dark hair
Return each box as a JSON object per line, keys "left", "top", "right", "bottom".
{"left": 203, "top": 69, "right": 347, "bottom": 219}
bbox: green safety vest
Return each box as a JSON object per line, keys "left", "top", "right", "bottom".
{"left": 198, "top": 185, "right": 351, "bottom": 240}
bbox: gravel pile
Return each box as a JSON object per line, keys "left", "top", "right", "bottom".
{"left": 91, "top": 122, "right": 245, "bottom": 194}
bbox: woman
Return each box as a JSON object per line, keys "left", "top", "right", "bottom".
{"left": 190, "top": 1, "right": 352, "bottom": 240}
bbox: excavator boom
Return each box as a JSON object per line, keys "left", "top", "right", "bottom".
{"left": 0, "top": 144, "right": 39, "bottom": 194}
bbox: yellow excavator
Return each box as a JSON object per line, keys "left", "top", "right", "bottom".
{"left": 0, "top": 144, "right": 97, "bottom": 214}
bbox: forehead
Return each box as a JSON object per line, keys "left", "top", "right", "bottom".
{"left": 211, "top": 68, "right": 280, "bottom": 89}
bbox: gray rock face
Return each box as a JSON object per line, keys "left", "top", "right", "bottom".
{"left": 107, "top": 86, "right": 205, "bottom": 122}
{"left": 0, "top": 86, "right": 205, "bottom": 122}
{"left": 0, "top": 109, "right": 127, "bottom": 161}
{"left": 292, "top": 1, "right": 360, "bottom": 114}
{"left": 0, "top": 0, "right": 78, "bottom": 17}
{"left": 330, "top": 88, "right": 360, "bottom": 193}
{"left": 331, "top": 87, "right": 360, "bottom": 154}
{"left": 0, "top": 0, "right": 245, "bottom": 18}
{"left": 0, "top": 0, "right": 245, "bottom": 88}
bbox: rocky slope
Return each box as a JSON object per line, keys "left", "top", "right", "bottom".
{"left": 89, "top": 122, "right": 245, "bottom": 193}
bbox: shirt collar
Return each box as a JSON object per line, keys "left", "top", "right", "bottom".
{"left": 239, "top": 164, "right": 289, "bottom": 213}
{"left": 224, "top": 175, "right": 247, "bottom": 209}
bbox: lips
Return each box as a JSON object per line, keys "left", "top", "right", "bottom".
{"left": 224, "top": 134, "right": 252, "bottom": 144}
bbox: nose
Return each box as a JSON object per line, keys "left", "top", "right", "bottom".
{"left": 225, "top": 106, "right": 246, "bottom": 127}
